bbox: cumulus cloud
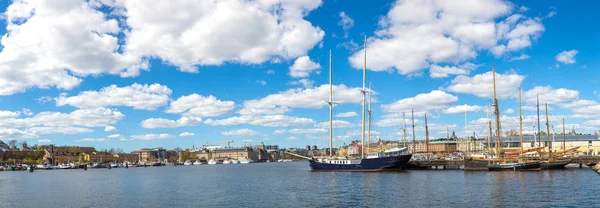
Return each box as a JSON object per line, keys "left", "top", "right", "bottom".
{"left": 286, "top": 128, "right": 327, "bottom": 134}
{"left": 141, "top": 116, "right": 202, "bottom": 129}
{"left": 446, "top": 71, "right": 525, "bottom": 99}
{"left": 28, "top": 126, "right": 93, "bottom": 135}
{"left": 429, "top": 62, "right": 482, "bottom": 78}
{"left": 289, "top": 79, "right": 315, "bottom": 88}
{"left": 338, "top": 12, "right": 354, "bottom": 37}
{"left": 382, "top": 90, "right": 458, "bottom": 113}
{"left": 504, "top": 108, "right": 515, "bottom": 114}
{"left": 0, "top": 129, "right": 38, "bottom": 139}
{"left": 205, "top": 115, "right": 314, "bottom": 127}
{"left": 523, "top": 86, "right": 579, "bottom": 105}
{"left": 131, "top": 134, "right": 175, "bottom": 140}
{"left": 443, "top": 105, "right": 485, "bottom": 114}
{"left": 289, "top": 56, "right": 321, "bottom": 78}
{"left": 179, "top": 132, "right": 195, "bottom": 137}
{"left": 348, "top": 0, "right": 545, "bottom": 75}
{"left": 107, "top": 134, "right": 121, "bottom": 139}
{"left": 166, "top": 94, "right": 235, "bottom": 117}
{"left": 0, "top": 0, "right": 325, "bottom": 95}
{"left": 221, "top": 128, "right": 260, "bottom": 136}
{"left": 335, "top": 112, "right": 358, "bottom": 118}
{"left": 104, "top": 126, "right": 117, "bottom": 132}
{"left": 315, "top": 120, "right": 356, "bottom": 129}
{"left": 555, "top": 50, "right": 578, "bottom": 64}
{"left": 55, "top": 83, "right": 171, "bottom": 110}
{"left": 256, "top": 80, "right": 267, "bottom": 86}
{"left": 38, "top": 139, "right": 51, "bottom": 143}
{"left": 240, "top": 84, "right": 364, "bottom": 115}
{"left": 510, "top": 53, "right": 530, "bottom": 61}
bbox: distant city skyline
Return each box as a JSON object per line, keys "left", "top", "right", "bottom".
{"left": 0, "top": 0, "right": 598, "bottom": 152}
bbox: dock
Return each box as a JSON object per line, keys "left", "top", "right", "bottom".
{"left": 407, "top": 156, "right": 600, "bottom": 170}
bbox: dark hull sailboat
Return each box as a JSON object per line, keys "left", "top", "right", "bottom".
{"left": 541, "top": 158, "right": 572, "bottom": 169}
{"left": 464, "top": 157, "right": 492, "bottom": 171}
{"left": 488, "top": 161, "right": 541, "bottom": 171}
{"left": 309, "top": 148, "right": 412, "bottom": 172}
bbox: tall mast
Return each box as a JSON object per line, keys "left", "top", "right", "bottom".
{"left": 328, "top": 50, "right": 333, "bottom": 157}
{"left": 545, "top": 103, "right": 552, "bottom": 159}
{"left": 537, "top": 95, "right": 541, "bottom": 147}
{"left": 562, "top": 118, "right": 566, "bottom": 151}
{"left": 519, "top": 87, "right": 523, "bottom": 157}
{"left": 425, "top": 112, "right": 429, "bottom": 153}
{"left": 402, "top": 112, "right": 407, "bottom": 148}
{"left": 492, "top": 62, "right": 502, "bottom": 157}
{"left": 411, "top": 109, "right": 416, "bottom": 153}
{"left": 360, "top": 36, "right": 367, "bottom": 159}
{"left": 487, "top": 100, "right": 492, "bottom": 154}
{"left": 368, "top": 82, "right": 373, "bottom": 153}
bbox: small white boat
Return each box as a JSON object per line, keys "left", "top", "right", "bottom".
{"left": 239, "top": 158, "right": 254, "bottom": 164}
{"left": 110, "top": 163, "right": 119, "bottom": 168}
{"left": 230, "top": 159, "right": 239, "bottom": 164}
{"left": 35, "top": 164, "right": 47, "bottom": 169}
{"left": 58, "top": 164, "right": 71, "bottom": 169}
{"left": 184, "top": 160, "right": 193, "bottom": 166}
{"left": 208, "top": 159, "right": 222, "bottom": 165}
{"left": 193, "top": 160, "right": 202, "bottom": 165}
{"left": 223, "top": 160, "right": 232, "bottom": 164}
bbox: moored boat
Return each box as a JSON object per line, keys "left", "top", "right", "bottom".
{"left": 193, "top": 160, "right": 202, "bottom": 165}
{"left": 541, "top": 158, "right": 572, "bottom": 169}
{"left": 488, "top": 161, "right": 541, "bottom": 171}
{"left": 238, "top": 158, "right": 253, "bottom": 164}
{"left": 184, "top": 160, "right": 193, "bottom": 166}
{"left": 308, "top": 148, "right": 412, "bottom": 172}
{"left": 208, "top": 159, "right": 222, "bottom": 165}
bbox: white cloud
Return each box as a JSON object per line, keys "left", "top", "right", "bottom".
{"left": 38, "top": 139, "right": 51, "bottom": 143}
{"left": 28, "top": 126, "right": 93, "bottom": 135}
{"left": 504, "top": 108, "right": 515, "bottom": 114}
{"left": 429, "top": 62, "right": 482, "bottom": 78}
{"left": 555, "top": 50, "right": 578, "bottom": 64}
{"left": 273, "top": 129, "right": 287, "bottom": 134}
{"left": 523, "top": 86, "right": 579, "bottom": 105}
{"left": 522, "top": 105, "right": 553, "bottom": 112}
{"left": 166, "top": 94, "right": 235, "bottom": 117}
{"left": 205, "top": 115, "right": 315, "bottom": 127}
{"left": 141, "top": 116, "right": 202, "bottom": 129}
{"left": 446, "top": 71, "right": 525, "bottom": 99}
{"left": 348, "top": 0, "right": 544, "bottom": 75}
{"left": 0, "top": 0, "right": 139, "bottom": 96}
{"left": 222, "top": 128, "right": 260, "bottom": 136}
{"left": 443, "top": 105, "right": 485, "bottom": 114}
{"left": 179, "top": 132, "right": 195, "bottom": 137}
{"left": 107, "top": 134, "right": 121, "bottom": 139}
{"left": 287, "top": 128, "right": 327, "bottom": 134}
{"left": 559, "top": 100, "right": 600, "bottom": 118}
{"left": 338, "top": 12, "right": 354, "bottom": 37}
{"left": 240, "top": 84, "right": 364, "bottom": 115}
{"left": 289, "top": 79, "right": 315, "bottom": 88}
{"left": 510, "top": 53, "right": 530, "bottom": 61}
{"left": 382, "top": 90, "right": 458, "bottom": 113}
{"left": 121, "top": 0, "right": 324, "bottom": 72}
{"left": 131, "top": 134, "right": 175, "bottom": 140}
{"left": 55, "top": 83, "right": 171, "bottom": 110}
{"left": 336, "top": 112, "right": 358, "bottom": 118}
{"left": 21, "top": 108, "right": 33, "bottom": 116}
{"left": 315, "top": 120, "right": 356, "bottom": 129}
{"left": 256, "top": 80, "right": 267, "bottom": 86}
{"left": 75, "top": 138, "right": 108, "bottom": 143}
{"left": 0, "top": 0, "right": 325, "bottom": 95}
{"left": 0, "top": 129, "right": 37, "bottom": 139}
{"left": 289, "top": 56, "right": 321, "bottom": 78}
{"left": 266, "top": 70, "right": 275, "bottom": 75}
{"left": 104, "top": 126, "right": 117, "bottom": 132}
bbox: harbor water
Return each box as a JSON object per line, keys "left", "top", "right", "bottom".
{"left": 0, "top": 162, "right": 598, "bottom": 207}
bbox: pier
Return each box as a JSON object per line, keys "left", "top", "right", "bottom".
{"left": 407, "top": 156, "right": 600, "bottom": 170}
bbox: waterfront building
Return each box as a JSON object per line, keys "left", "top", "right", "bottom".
{"left": 212, "top": 147, "right": 259, "bottom": 161}
{"left": 132, "top": 148, "right": 169, "bottom": 164}
{"left": 428, "top": 139, "right": 457, "bottom": 153}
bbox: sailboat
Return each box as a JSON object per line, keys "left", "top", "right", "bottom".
{"left": 299, "top": 39, "right": 411, "bottom": 171}
{"left": 488, "top": 70, "right": 541, "bottom": 171}
{"left": 540, "top": 104, "right": 572, "bottom": 169}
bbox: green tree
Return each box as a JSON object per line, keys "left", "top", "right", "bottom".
{"left": 169, "top": 156, "right": 179, "bottom": 163}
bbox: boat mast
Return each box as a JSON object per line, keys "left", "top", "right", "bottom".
{"left": 328, "top": 50, "right": 333, "bottom": 157}
{"left": 487, "top": 100, "right": 492, "bottom": 155}
{"left": 412, "top": 109, "right": 416, "bottom": 153}
{"left": 545, "top": 103, "right": 552, "bottom": 159}
{"left": 562, "top": 118, "right": 566, "bottom": 151}
{"left": 368, "top": 82, "right": 373, "bottom": 153}
{"left": 492, "top": 62, "right": 502, "bottom": 157}
{"left": 519, "top": 87, "right": 523, "bottom": 158}
{"left": 425, "top": 112, "right": 429, "bottom": 153}
{"left": 402, "top": 112, "right": 407, "bottom": 148}
{"left": 360, "top": 36, "right": 367, "bottom": 159}
{"left": 537, "top": 95, "right": 541, "bottom": 147}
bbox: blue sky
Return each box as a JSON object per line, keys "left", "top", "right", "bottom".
{"left": 0, "top": 0, "right": 598, "bottom": 152}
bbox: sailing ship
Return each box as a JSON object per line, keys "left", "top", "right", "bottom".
{"left": 487, "top": 65, "right": 541, "bottom": 171}
{"left": 540, "top": 104, "right": 572, "bottom": 169}
{"left": 298, "top": 38, "right": 411, "bottom": 172}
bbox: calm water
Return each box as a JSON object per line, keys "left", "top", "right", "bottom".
{"left": 0, "top": 162, "right": 598, "bottom": 208}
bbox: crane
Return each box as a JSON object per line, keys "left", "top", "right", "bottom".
{"left": 222, "top": 140, "right": 234, "bottom": 148}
